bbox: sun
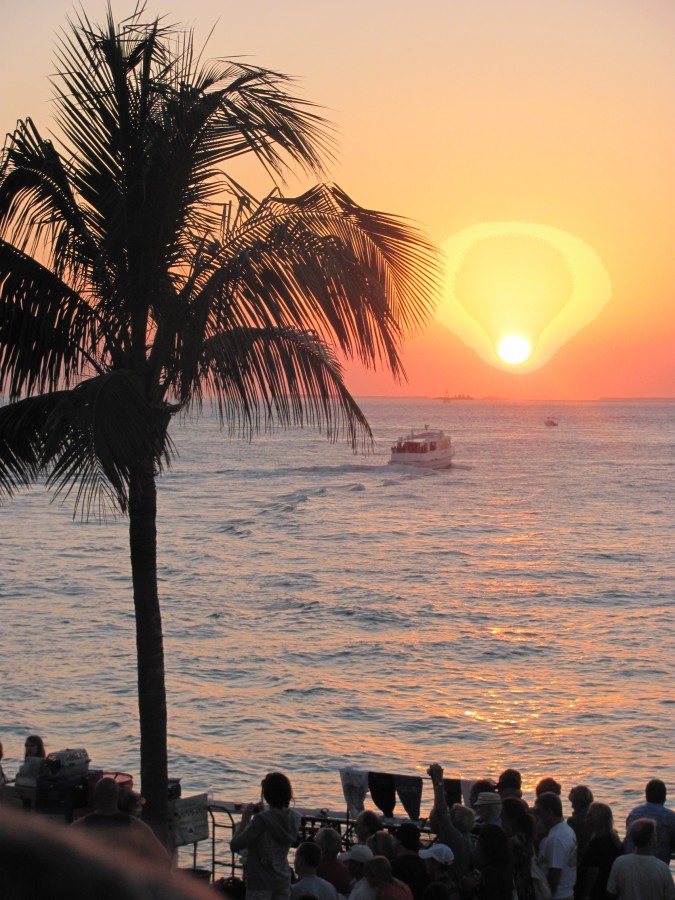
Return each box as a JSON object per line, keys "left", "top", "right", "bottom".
{"left": 498, "top": 335, "right": 531, "bottom": 365}
{"left": 437, "top": 222, "right": 613, "bottom": 373}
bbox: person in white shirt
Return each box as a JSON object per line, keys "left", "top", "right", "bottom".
{"left": 535, "top": 791, "right": 577, "bottom": 900}
{"left": 607, "top": 818, "right": 675, "bottom": 900}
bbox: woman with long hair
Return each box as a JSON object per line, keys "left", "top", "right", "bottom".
{"left": 24, "top": 735, "right": 46, "bottom": 758}
{"left": 575, "top": 802, "right": 623, "bottom": 900}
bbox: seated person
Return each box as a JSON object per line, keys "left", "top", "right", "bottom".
{"left": 364, "top": 856, "right": 412, "bottom": 900}
{"left": 291, "top": 841, "right": 340, "bottom": 900}
{"left": 355, "top": 810, "right": 383, "bottom": 844}
{"left": 17, "top": 735, "right": 47, "bottom": 778}
{"left": 367, "top": 831, "right": 397, "bottom": 860}
{"left": 315, "top": 826, "right": 352, "bottom": 895}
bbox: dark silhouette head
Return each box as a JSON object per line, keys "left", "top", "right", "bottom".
{"left": 645, "top": 779, "right": 667, "bottom": 804}
{"left": 295, "top": 841, "right": 321, "bottom": 871}
{"left": 395, "top": 822, "right": 421, "bottom": 852}
{"left": 25, "top": 735, "right": 46, "bottom": 758}
{"left": 497, "top": 768, "right": 522, "bottom": 797}
{"left": 315, "top": 826, "right": 342, "bottom": 858}
{"left": 469, "top": 779, "right": 497, "bottom": 808}
{"left": 261, "top": 772, "right": 292, "bottom": 808}
{"left": 630, "top": 818, "right": 656, "bottom": 850}
{"left": 535, "top": 777, "right": 561, "bottom": 797}
{"left": 586, "top": 802, "right": 615, "bottom": 838}
{"left": 568, "top": 784, "right": 593, "bottom": 812}
{"left": 366, "top": 831, "right": 396, "bottom": 860}
{"left": 501, "top": 797, "right": 535, "bottom": 842}
{"left": 535, "top": 791, "right": 563, "bottom": 822}
{"left": 355, "top": 809, "right": 383, "bottom": 843}
{"left": 364, "top": 855, "right": 393, "bottom": 888}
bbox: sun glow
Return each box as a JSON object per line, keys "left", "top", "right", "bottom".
{"left": 498, "top": 335, "right": 531, "bottom": 365}
{"left": 437, "top": 223, "right": 613, "bottom": 373}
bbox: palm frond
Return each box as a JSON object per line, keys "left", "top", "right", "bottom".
{"left": 166, "top": 184, "right": 440, "bottom": 402}
{"left": 0, "top": 371, "right": 173, "bottom": 516}
{"left": 201, "top": 325, "right": 372, "bottom": 449}
{"left": 0, "top": 239, "right": 100, "bottom": 398}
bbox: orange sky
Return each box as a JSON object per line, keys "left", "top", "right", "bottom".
{"left": 2, "top": 0, "right": 673, "bottom": 399}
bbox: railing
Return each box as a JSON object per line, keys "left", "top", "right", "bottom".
{"left": 176, "top": 800, "right": 435, "bottom": 885}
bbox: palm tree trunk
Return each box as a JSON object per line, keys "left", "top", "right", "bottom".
{"left": 128, "top": 453, "right": 169, "bottom": 846}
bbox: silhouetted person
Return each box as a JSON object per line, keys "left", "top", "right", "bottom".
{"left": 70, "top": 777, "right": 169, "bottom": 868}
{"left": 356, "top": 809, "right": 384, "bottom": 844}
{"left": 315, "top": 826, "right": 352, "bottom": 895}
{"left": 624, "top": 778, "right": 675, "bottom": 865}
{"left": 567, "top": 785, "right": 594, "bottom": 859}
{"left": 391, "top": 822, "right": 429, "bottom": 900}
{"left": 291, "top": 841, "right": 339, "bottom": 900}
{"left": 607, "top": 818, "right": 675, "bottom": 899}
{"left": 1, "top": 805, "right": 210, "bottom": 899}
{"left": 534, "top": 792, "right": 577, "bottom": 900}
{"left": 230, "top": 772, "right": 301, "bottom": 900}
{"left": 364, "top": 855, "right": 413, "bottom": 900}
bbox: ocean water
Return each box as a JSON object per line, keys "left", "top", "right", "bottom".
{"left": 2, "top": 398, "right": 674, "bottom": 822}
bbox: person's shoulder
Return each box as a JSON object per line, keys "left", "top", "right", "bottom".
{"left": 129, "top": 815, "right": 155, "bottom": 835}
{"left": 626, "top": 802, "right": 647, "bottom": 819}
{"left": 316, "top": 875, "right": 340, "bottom": 898}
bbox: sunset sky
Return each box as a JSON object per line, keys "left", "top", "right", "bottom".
{"left": 1, "top": 0, "right": 673, "bottom": 400}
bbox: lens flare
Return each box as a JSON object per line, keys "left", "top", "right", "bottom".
{"left": 437, "top": 223, "right": 613, "bottom": 373}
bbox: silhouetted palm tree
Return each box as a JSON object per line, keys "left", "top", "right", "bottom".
{"left": 0, "top": 7, "right": 439, "bottom": 840}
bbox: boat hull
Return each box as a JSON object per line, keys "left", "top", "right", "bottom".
{"left": 388, "top": 456, "right": 454, "bottom": 470}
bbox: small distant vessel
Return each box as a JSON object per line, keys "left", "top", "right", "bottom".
{"left": 389, "top": 427, "right": 455, "bottom": 469}
{"left": 443, "top": 391, "right": 473, "bottom": 402}
{"left": 544, "top": 417, "right": 559, "bottom": 427}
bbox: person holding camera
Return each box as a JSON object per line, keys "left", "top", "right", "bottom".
{"left": 230, "top": 772, "right": 302, "bottom": 900}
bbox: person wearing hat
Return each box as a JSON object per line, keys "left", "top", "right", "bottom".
{"left": 418, "top": 844, "right": 459, "bottom": 897}
{"left": 472, "top": 793, "right": 502, "bottom": 831}
{"left": 340, "top": 843, "right": 376, "bottom": 900}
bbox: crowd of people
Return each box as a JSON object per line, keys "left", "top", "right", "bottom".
{"left": 1, "top": 738, "right": 674, "bottom": 900}
{"left": 229, "top": 767, "right": 675, "bottom": 900}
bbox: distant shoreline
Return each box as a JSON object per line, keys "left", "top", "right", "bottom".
{"left": 351, "top": 395, "right": 675, "bottom": 403}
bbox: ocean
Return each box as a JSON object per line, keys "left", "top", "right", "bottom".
{"left": 2, "top": 397, "right": 674, "bottom": 823}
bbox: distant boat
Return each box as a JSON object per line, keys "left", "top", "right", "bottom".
{"left": 544, "top": 417, "right": 559, "bottom": 427}
{"left": 389, "top": 427, "right": 455, "bottom": 469}
{"left": 443, "top": 392, "right": 473, "bottom": 402}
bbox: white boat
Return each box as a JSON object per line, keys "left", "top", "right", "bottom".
{"left": 389, "top": 427, "right": 455, "bottom": 469}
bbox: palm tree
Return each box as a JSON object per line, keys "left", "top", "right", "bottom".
{"left": 0, "top": 7, "right": 439, "bottom": 841}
